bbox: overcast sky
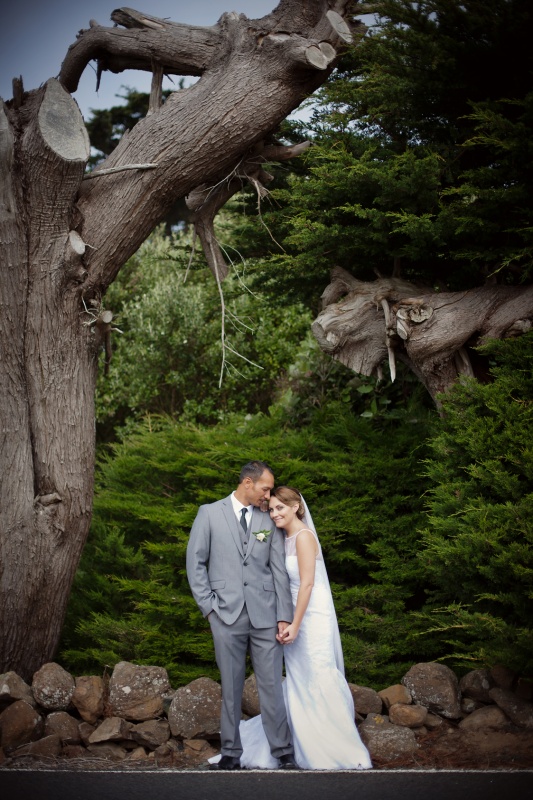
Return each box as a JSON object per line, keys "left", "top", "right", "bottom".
{"left": 0, "top": 1, "right": 278, "bottom": 118}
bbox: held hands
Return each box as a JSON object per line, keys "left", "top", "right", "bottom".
{"left": 276, "top": 621, "right": 299, "bottom": 645}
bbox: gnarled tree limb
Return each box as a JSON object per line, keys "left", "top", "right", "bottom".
{"left": 61, "top": 3, "right": 359, "bottom": 296}
{"left": 60, "top": 13, "right": 220, "bottom": 92}
{"left": 313, "top": 267, "right": 533, "bottom": 402}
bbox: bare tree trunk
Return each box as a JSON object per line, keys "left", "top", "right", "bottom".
{"left": 312, "top": 267, "right": 533, "bottom": 403}
{"left": 1, "top": 84, "right": 94, "bottom": 679}
{"left": 0, "top": 2, "right": 359, "bottom": 679}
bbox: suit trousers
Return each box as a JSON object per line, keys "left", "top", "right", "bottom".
{"left": 209, "top": 605, "right": 293, "bottom": 759}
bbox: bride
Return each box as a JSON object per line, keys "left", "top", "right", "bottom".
{"left": 212, "top": 486, "right": 373, "bottom": 770}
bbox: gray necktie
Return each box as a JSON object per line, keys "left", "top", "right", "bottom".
{"left": 240, "top": 507, "right": 248, "bottom": 548}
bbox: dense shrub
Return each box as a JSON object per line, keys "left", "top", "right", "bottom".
{"left": 60, "top": 400, "right": 432, "bottom": 687}
{"left": 61, "top": 334, "right": 533, "bottom": 684}
{"left": 417, "top": 332, "right": 533, "bottom": 675}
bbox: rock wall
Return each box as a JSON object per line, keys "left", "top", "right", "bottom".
{"left": 1, "top": 660, "right": 532, "bottom": 768}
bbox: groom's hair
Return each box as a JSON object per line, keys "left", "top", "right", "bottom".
{"left": 239, "top": 460, "right": 273, "bottom": 483}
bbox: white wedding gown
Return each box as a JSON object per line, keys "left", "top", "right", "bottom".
{"left": 212, "top": 528, "right": 372, "bottom": 770}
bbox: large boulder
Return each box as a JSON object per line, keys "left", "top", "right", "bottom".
{"left": 389, "top": 703, "right": 428, "bottom": 728}
{"left": 489, "top": 688, "right": 533, "bottom": 729}
{"left": 168, "top": 677, "right": 222, "bottom": 739}
{"left": 108, "top": 662, "right": 171, "bottom": 721}
{"left": 378, "top": 684, "right": 412, "bottom": 710}
{"left": 459, "top": 669, "right": 495, "bottom": 703}
{"left": 0, "top": 671, "right": 35, "bottom": 709}
{"left": 359, "top": 714, "right": 418, "bottom": 761}
{"left": 44, "top": 711, "right": 81, "bottom": 744}
{"left": 71, "top": 675, "right": 105, "bottom": 723}
{"left": 402, "top": 662, "right": 462, "bottom": 719}
{"left": 131, "top": 719, "right": 171, "bottom": 750}
{"left": 31, "top": 663, "right": 75, "bottom": 711}
{"left": 0, "top": 699, "right": 43, "bottom": 750}
{"left": 458, "top": 705, "right": 509, "bottom": 731}
{"left": 348, "top": 684, "right": 383, "bottom": 716}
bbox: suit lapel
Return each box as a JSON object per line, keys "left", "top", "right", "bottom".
{"left": 221, "top": 496, "right": 244, "bottom": 557}
{"left": 246, "top": 507, "right": 268, "bottom": 558}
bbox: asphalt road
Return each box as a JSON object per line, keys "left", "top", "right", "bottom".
{"left": 1, "top": 769, "right": 532, "bottom": 800}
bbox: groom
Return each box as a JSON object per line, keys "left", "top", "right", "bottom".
{"left": 186, "top": 460, "right": 298, "bottom": 770}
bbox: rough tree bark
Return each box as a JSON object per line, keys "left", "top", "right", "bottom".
{"left": 312, "top": 267, "right": 533, "bottom": 403}
{"left": 0, "top": 1, "right": 361, "bottom": 679}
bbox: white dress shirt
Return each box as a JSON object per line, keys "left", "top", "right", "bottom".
{"left": 231, "top": 493, "right": 252, "bottom": 533}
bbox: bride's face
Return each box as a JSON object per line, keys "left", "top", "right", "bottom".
{"left": 269, "top": 498, "right": 299, "bottom": 529}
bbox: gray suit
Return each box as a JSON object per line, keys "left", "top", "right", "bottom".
{"left": 186, "top": 494, "right": 294, "bottom": 758}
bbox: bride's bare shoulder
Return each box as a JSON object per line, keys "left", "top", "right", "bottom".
{"left": 294, "top": 527, "right": 319, "bottom": 555}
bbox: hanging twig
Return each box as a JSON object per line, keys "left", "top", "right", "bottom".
{"left": 224, "top": 343, "right": 264, "bottom": 370}
{"left": 218, "top": 243, "right": 259, "bottom": 298}
{"left": 183, "top": 228, "right": 198, "bottom": 283}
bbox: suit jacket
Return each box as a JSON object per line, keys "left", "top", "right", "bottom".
{"left": 186, "top": 494, "right": 293, "bottom": 628}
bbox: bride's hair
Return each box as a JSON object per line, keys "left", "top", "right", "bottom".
{"left": 271, "top": 486, "right": 305, "bottom": 520}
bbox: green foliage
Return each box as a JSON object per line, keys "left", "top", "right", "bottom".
{"left": 60, "top": 400, "right": 433, "bottom": 687}
{"left": 96, "top": 226, "right": 424, "bottom": 438}
{"left": 247, "top": 0, "right": 533, "bottom": 303}
{"left": 441, "top": 94, "right": 533, "bottom": 276}
{"left": 417, "top": 332, "right": 533, "bottom": 674}
{"left": 95, "top": 227, "right": 312, "bottom": 433}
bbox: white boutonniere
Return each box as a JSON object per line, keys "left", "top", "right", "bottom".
{"left": 253, "top": 529, "right": 271, "bottom": 543}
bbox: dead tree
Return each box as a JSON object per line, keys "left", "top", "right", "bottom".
{"left": 0, "top": 2, "right": 361, "bottom": 679}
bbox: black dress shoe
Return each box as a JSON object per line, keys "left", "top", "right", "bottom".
{"left": 278, "top": 753, "right": 298, "bottom": 769}
{"left": 210, "top": 755, "right": 242, "bottom": 770}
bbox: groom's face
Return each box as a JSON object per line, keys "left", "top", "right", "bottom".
{"left": 244, "top": 469, "right": 275, "bottom": 508}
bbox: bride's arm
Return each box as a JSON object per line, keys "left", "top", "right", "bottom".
{"left": 278, "top": 531, "right": 316, "bottom": 644}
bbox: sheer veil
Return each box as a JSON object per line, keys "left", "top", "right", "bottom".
{"left": 301, "top": 496, "right": 345, "bottom": 675}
